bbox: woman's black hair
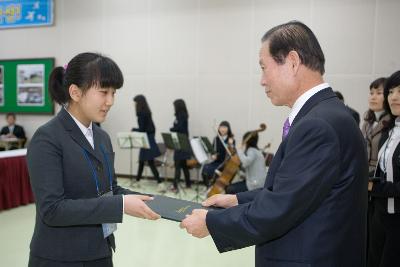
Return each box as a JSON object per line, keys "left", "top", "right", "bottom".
{"left": 49, "top": 52, "right": 124, "bottom": 105}
{"left": 218, "top": 120, "right": 234, "bottom": 138}
{"left": 243, "top": 131, "right": 259, "bottom": 153}
{"left": 133, "top": 94, "right": 151, "bottom": 114}
{"left": 173, "top": 99, "right": 189, "bottom": 118}
{"left": 383, "top": 70, "right": 400, "bottom": 129}
{"left": 364, "top": 77, "right": 387, "bottom": 123}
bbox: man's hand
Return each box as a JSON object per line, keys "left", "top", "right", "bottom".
{"left": 180, "top": 209, "right": 209, "bottom": 238}
{"left": 123, "top": 195, "right": 160, "bottom": 220}
{"left": 202, "top": 194, "right": 238, "bottom": 209}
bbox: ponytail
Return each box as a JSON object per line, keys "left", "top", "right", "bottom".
{"left": 49, "top": 66, "right": 69, "bottom": 105}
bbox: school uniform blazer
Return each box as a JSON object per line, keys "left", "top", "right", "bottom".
{"left": 27, "top": 108, "right": 135, "bottom": 262}
{"left": 206, "top": 88, "right": 368, "bottom": 267}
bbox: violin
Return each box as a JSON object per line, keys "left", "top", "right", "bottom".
{"left": 207, "top": 123, "right": 267, "bottom": 197}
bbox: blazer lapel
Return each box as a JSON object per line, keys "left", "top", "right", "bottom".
{"left": 58, "top": 108, "right": 103, "bottom": 162}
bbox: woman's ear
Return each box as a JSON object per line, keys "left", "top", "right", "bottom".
{"left": 69, "top": 84, "right": 82, "bottom": 102}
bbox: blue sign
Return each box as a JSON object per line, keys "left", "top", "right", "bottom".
{"left": 0, "top": 0, "right": 53, "bottom": 29}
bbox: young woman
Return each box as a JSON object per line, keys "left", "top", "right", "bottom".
{"left": 362, "top": 77, "right": 390, "bottom": 174}
{"left": 225, "top": 131, "right": 267, "bottom": 194}
{"left": 170, "top": 99, "right": 191, "bottom": 191}
{"left": 201, "top": 121, "right": 234, "bottom": 187}
{"left": 132, "top": 95, "right": 165, "bottom": 191}
{"left": 368, "top": 70, "right": 400, "bottom": 267}
{"left": 27, "top": 53, "right": 159, "bottom": 267}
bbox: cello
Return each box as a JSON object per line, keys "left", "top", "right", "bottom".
{"left": 207, "top": 123, "right": 267, "bottom": 197}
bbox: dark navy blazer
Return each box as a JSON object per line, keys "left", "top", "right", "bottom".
{"left": 206, "top": 88, "right": 368, "bottom": 267}
{"left": 28, "top": 108, "right": 136, "bottom": 262}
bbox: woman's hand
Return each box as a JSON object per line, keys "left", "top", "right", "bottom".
{"left": 123, "top": 195, "right": 160, "bottom": 220}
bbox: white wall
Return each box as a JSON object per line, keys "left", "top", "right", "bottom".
{"left": 1, "top": 0, "right": 399, "bottom": 174}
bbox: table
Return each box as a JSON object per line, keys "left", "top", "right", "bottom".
{"left": 0, "top": 149, "right": 34, "bottom": 211}
{"left": 0, "top": 137, "right": 25, "bottom": 150}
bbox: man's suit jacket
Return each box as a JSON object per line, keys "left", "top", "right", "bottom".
{"left": 27, "top": 108, "right": 135, "bottom": 262}
{"left": 0, "top": 124, "right": 26, "bottom": 139}
{"left": 206, "top": 88, "right": 368, "bottom": 267}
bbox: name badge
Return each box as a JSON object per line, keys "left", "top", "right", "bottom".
{"left": 100, "top": 191, "right": 117, "bottom": 238}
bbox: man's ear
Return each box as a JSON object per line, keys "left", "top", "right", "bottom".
{"left": 69, "top": 84, "right": 82, "bottom": 102}
{"left": 287, "top": 50, "right": 301, "bottom": 74}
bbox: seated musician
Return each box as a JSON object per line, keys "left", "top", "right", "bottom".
{"left": 225, "top": 131, "right": 267, "bottom": 194}
{"left": 0, "top": 112, "right": 26, "bottom": 149}
{"left": 201, "top": 121, "right": 235, "bottom": 187}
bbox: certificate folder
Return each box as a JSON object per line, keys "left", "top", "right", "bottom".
{"left": 147, "top": 195, "right": 219, "bottom": 222}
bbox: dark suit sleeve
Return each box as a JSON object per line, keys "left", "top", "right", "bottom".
{"left": 28, "top": 128, "right": 124, "bottom": 227}
{"left": 14, "top": 125, "right": 26, "bottom": 139}
{"left": 206, "top": 118, "right": 341, "bottom": 252}
{"left": 0, "top": 126, "right": 8, "bottom": 135}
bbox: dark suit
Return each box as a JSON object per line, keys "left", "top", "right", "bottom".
{"left": 0, "top": 124, "right": 26, "bottom": 139}
{"left": 206, "top": 88, "right": 368, "bottom": 267}
{"left": 27, "top": 108, "right": 135, "bottom": 266}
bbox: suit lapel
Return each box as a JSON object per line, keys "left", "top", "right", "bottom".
{"left": 291, "top": 87, "right": 337, "bottom": 127}
{"left": 58, "top": 108, "right": 103, "bottom": 162}
{"left": 265, "top": 88, "right": 336, "bottom": 189}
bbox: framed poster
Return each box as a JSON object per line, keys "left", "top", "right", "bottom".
{"left": 0, "top": 58, "right": 54, "bottom": 114}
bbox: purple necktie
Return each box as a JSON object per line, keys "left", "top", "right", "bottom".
{"left": 282, "top": 118, "right": 291, "bottom": 140}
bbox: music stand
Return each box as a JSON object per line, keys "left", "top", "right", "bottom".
{"left": 117, "top": 132, "right": 150, "bottom": 185}
{"left": 190, "top": 137, "right": 210, "bottom": 202}
{"left": 200, "top": 136, "right": 215, "bottom": 154}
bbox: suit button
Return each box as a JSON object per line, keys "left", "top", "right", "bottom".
{"left": 97, "top": 165, "right": 103, "bottom": 172}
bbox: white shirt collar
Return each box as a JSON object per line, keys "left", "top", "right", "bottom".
{"left": 65, "top": 108, "right": 93, "bottom": 139}
{"left": 288, "top": 83, "right": 330, "bottom": 125}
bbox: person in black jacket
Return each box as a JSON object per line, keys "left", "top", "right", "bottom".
{"left": 335, "top": 91, "right": 360, "bottom": 126}
{"left": 170, "top": 99, "right": 191, "bottom": 192}
{"left": 0, "top": 112, "right": 27, "bottom": 149}
{"left": 132, "top": 95, "right": 164, "bottom": 191}
{"left": 27, "top": 52, "right": 159, "bottom": 267}
{"left": 201, "top": 121, "right": 234, "bottom": 187}
{"left": 368, "top": 70, "right": 400, "bottom": 267}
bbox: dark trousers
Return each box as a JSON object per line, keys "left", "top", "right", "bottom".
{"left": 28, "top": 254, "right": 113, "bottom": 267}
{"left": 368, "top": 205, "right": 400, "bottom": 267}
{"left": 174, "top": 160, "right": 191, "bottom": 188}
{"left": 225, "top": 180, "right": 248, "bottom": 194}
{"left": 137, "top": 160, "right": 162, "bottom": 183}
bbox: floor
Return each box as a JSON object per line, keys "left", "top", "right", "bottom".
{"left": 0, "top": 178, "right": 254, "bottom": 267}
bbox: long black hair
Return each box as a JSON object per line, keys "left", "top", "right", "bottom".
{"left": 173, "top": 99, "right": 188, "bottom": 118}
{"left": 49, "top": 52, "right": 123, "bottom": 105}
{"left": 133, "top": 94, "right": 151, "bottom": 114}
{"left": 218, "top": 120, "right": 234, "bottom": 138}
{"left": 243, "top": 131, "right": 259, "bottom": 153}
{"left": 383, "top": 70, "right": 400, "bottom": 129}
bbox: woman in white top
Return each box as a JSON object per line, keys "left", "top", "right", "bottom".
{"left": 225, "top": 131, "right": 267, "bottom": 194}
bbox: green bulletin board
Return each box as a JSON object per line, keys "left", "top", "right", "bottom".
{"left": 0, "top": 58, "right": 54, "bottom": 114}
